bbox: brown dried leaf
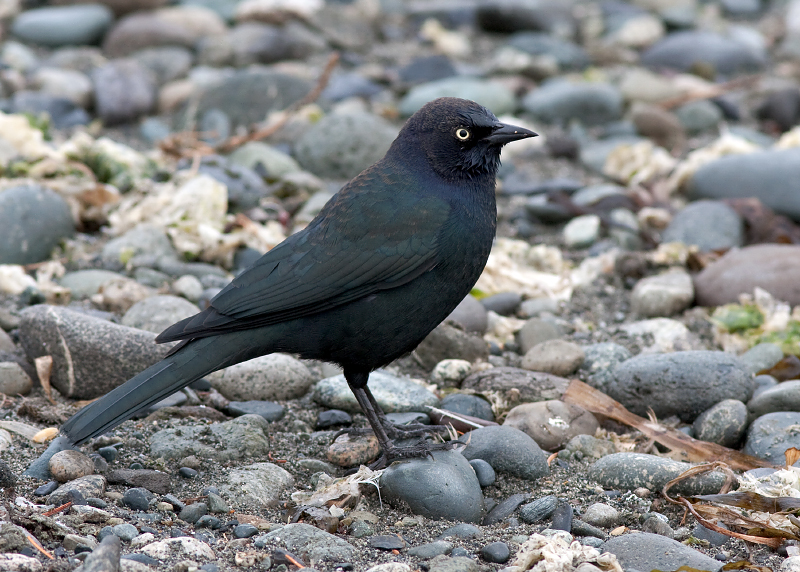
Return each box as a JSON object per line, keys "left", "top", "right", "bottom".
{"left": 786, "top": 447, "right": 800, "bottom": 469}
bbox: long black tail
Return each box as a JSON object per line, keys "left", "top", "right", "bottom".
{"left": 61, "top": 331, "right": 267, "bottom": 445}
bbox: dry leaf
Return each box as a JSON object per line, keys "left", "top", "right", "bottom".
{"left": 34, "top": 356, "right": 54, "bottom": 405}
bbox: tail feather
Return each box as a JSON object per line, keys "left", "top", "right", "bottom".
{"left": 61, "top": 336, "right": 233, "bottom": 445}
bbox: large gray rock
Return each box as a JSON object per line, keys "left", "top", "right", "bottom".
{"left": 80, "top": 534, "right": 121, "bottom": 572}
{"left": 607, "top": 351, "right": 754, "bottom": 422}
{"left": 11, "top": 4, "right": 113, "bottom": 47}
{"left": 522, "top": 80, "right": 623, "bottom": 126}
{"left": 694, "top": 244, "right": 800, "bottom": 306}
{"left": 380, "top": 449, "right": 484, "bottom": 523}
{"left": 18, "top": 305, "right": 170, "bottom": 399}
{"left": 150, "top": 414, "right": 271, "bottom": 461}
{"left": 688, "top": 148, "right": 800, "bottom": 221}
{"left": 743, "top": 412, "right": 800, "bottom": 464}
{"left": 208, "top": 353, "right": 314, "bottom": 401}
{"left": 458, "top": 425, "right": 549, "bottom": 481}
{"left": 399, "top": 77, "right": 517, "bottom": 117}
{"left": 603, "top": 532, "right": 722, "bottom": 572}
{"left": 262, "top": 523, "right": 354, "bottom": 563}
{"left": 295, "top": 112, "right": 398, "bottom": 179}
{"left": 0, "top": 185, "right": 75, "bottom": 265}
{"left": 121, "top": 295, "right": 200, "bottom": 334}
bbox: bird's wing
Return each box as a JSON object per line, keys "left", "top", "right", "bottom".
{"left": 157, "top": 180, "right": 451, "bottom": 342}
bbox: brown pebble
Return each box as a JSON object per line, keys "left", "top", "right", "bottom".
{"left": 48, "top": 450, "right": 95, "bottom": 482}
{"left": 326, "top": 434, "right": 379, "bottom": 467}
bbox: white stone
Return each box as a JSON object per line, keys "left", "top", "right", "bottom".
{"left": 141, "top": 537, "right": 216, "bottom": 560}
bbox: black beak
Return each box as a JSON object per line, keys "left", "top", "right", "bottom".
{"left": 486, "top": 123, "right": 538, "bottom": 145}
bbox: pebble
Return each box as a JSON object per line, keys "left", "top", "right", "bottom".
{"left": 503, "top": 400, "right": 599, "bottom": 451}
{"left": 630, "top": 270, "right": 694, "bottom": 318}
{"left": 0, "top": 362, "right": 33, "bottom": 396}
{"left": 60, "top": 270, "right": 126, "bottom": 299}
{"left": 589, "top": 452, "right": 729, "bottom": 496}
{"left": 693, "top": 399, "right": 749, "bottom": 448}
{"left": 141, "top": 538, "right": 216, "bottom": 561}
{"left": 519, "top": 495, "right": 558, "bottom": 524}
{"left": 327, "top": 433, "right": 380, "bottom": 467}
{"left": 603, "top": 532, "right": 722, "bottom": 572}
{"left": 92, "top": 59, "right": 156, "bottom": 125}
{"left": 581, "top": 342, "right": 632, "bottom": 393}
{"left": 675, "top": 100, "right": 724, "bottom": 134}
{"left": 80, "top": 534, "right": 120, "bottom": 572}
{"left": 641, "top": 29, "right": 766, "bottom": 76}
{"left": 582, "top": 503, "right": 621, "bottom": 528}
{"left": 48, "top": 474, "right": 105, "bottom": 505}
{"left": 462, "top": 367, "right": 569, "bottom": 406}
{"left": 263, "top": 522, "right": 354, "bottom": 564}
{"left": 48, "top": 450, "right": 95, "bottom": 483}
{"left": 469, "top": 459, "right": 496, "bottom": 487}
{"left": 226, "top": 400, "right": 285, "bottom": 422}
{"left": 606, "top": 351, "right": 754, "bottom": 422}
{"left": 107, "top": 469, "right": 170, "bottom": 494}
{"left": 113, "top": 523, "right": 139, "bottom": 542}
{"left": 315, "top": 409, "right": 352, "bottom": 429}
{"left": 662, "top": 200, "right": 744, "bottom": 252}
{"left": 563, "top": 214, "right": 601, "bottom": 249}
{"left": 438, "top": 523, "right": 482, "bottom": 540}
{"left": 11, "top": 4, "right": 114, "bottom": 47}
{"left": 428, "top": 555, "right": 479, "bottom": 572}
{"left": 482, "top": 493, "right": 529, "bottom": 525}
{"left": 458, "top": 425, "right": 549, "bottom": 481}
{"left": 740, "top": 343, "right": 784, "bottom": 375}
{"left": 407, "top": 541, "right": 453, "bottom": 558}
{"left": 219, "top": 462, "right": 294, "bottom": 508}
{"left": 694, "top": 244, "right": 800, "bottom": 306}
{"left": 744, "top": 412, "right": 800, "bottom": 464}
{"left": 446, "top": 295, "right": 489, "bottom": 334}
{"left": 234, "top": 524, "right": 258, "bottom": 539}
{"left": 122, "top": 488, "right": 153, "bottom": 511}
{"left": 430, "top": 359, "right": 474, "bottom": 387}
{"left": 314, "top": 370, "right": 438, "bottom": 413}
{"left": 515, "top": 318, "right": 561, "bottom": 354}
{"left": 415, "top": 323, "right": 489, "bottom": 370}
{"left": 522, "top": 80, "right": 623, "bottom": 126}
{"left": 121, "top": 295, "right": 200, "bottom": 334}
{"left": 642, "top": 513, "right": 674, "bottom": 538}
{"left": 480, "top": 541, "right": 510, "bottom": 564}
{"left": 551, "top": 500, "right": 573, "bottom": 531}
{"left": 520, "top": 339, "right": 585, "bottom": 376}
{"left": 206, "top": 353, "right": 312, "bottom": 401}
{"left": 171, "top": 275, "right": 204, "bottom": 302}
{"left": 380, "top": 449, "right": 484, "bottom": 523}
{"left": 439, "top": 393, "right": 494, "bottom": 421}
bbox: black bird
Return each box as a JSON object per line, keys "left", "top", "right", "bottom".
{"left": 61, "top": 97, "right": 537, "bottom": 464}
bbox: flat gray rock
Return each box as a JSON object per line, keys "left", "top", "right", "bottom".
{"left": 588, "top": 453, "right": 728, "bottom": 495}
{"left": 208, "top": 353, "right": 314, "bottom": 401}
{"left": 522, "top": 80, "right": 623, "bottom": 126}
{"left": 150, "top": 414, "right": 270, "bottom": 461}
{"left": 121, "top": 295, "right": 200, "bottom": 335}
{"left": 641, "top": 30, "right": 766, "bottom": 75}
{"left": 18, "top": 305, "right": 171, "bottom": 399}
{"left": 60, "top": 270, "right": 126, "bottom": 299}
{"left": 458, "top": 425, "right": 549, "bottom": 481}
{"left": 80, "top": 534, "right": 121, "bottom": 572}
{"left": 603, "top": 531, "right": 722, "bottom": 572}
{"left": 380, "top": 449, "right": 484, "bottom": 523}
{"left": 313, "top": 370, "right": 438, "bottom": 413}
{"left": 607, "top": 351, "right": 754, "bottom": 422}
{"left": 219, "top": 462, "right": 294, "bottom": 508}
{"left": 263, "top": 523, "right": 354, "bottom": 563}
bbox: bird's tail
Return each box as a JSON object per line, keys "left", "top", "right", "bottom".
{"left": 61, "top": 333, "right": 256, "bottom": 445}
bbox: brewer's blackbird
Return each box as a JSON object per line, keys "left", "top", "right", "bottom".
{"left": 60, "top": 97, "right": 536, "bottom": 464}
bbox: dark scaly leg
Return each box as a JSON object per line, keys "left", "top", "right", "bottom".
{"left": 361, "top": 383, "right": 448, "bottom": 440}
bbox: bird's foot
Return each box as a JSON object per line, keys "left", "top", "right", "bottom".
{"left": 332, "top": 421, "right": 449, "bottom": 444}
{"left": 369, "top": 440, "right": 458, "bottom": 470}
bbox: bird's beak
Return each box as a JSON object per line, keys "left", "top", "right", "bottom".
{"left": 487, "top": 123, "right": 538, "bottom": 145}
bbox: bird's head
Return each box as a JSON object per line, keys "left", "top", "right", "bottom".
{"left": 401, "top": 97, "right": 537, "bottom": 181}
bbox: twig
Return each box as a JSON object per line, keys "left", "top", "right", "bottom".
{"left": 215, "top": 52, "right": 340, "bottom": 154}
{"left": 43, "top": 502, "right": 71, "bottom": 517}
{"left": 657, "top": 74, "right": 761, "bottom": 110}
{"left": 25, "top": 531, "right": 54, "bottom": 559}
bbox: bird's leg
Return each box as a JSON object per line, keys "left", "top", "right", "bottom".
{"left": 361, "top": 384, "right": 448, "bottom": 441}
{"left": 344, "top": 370, "right": 451, "bottom": 468}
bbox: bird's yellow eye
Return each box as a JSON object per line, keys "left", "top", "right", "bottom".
{"left": 455, "top": 127, "right": 471, "bottom": 141}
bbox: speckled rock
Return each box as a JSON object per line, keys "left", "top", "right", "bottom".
{"left": 520, "top": 339, "right": 585, "bottom": 376}
{"left": 121, "top": 295, "right": 200, "bottom": 334}
{"left": 314, "top": 370, "right": 438, "bottom": 413}
{"left": 149, "top": 414, "right": 271, "bottom": 461}
{"left": 503, "top": 400, "right": 599, "bottom": 451}
{"left": 219, "top": 462, "right": 294, "bottom": 508}
{"left": 208, "top": 353, "right": 314, "bottom": 401}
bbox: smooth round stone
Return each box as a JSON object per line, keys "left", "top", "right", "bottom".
{"left": 580, "top": 136, "right": 644, "bottom": 172}
{"left": 399, "top": 77, "right": 516, "bottom": 117}
{"left": 49, "top": 450, "right": 95, "bottom": 483}
{"left": 0, "top": 185, "right": 75, "bottom": 265}
{"left": 469, "top": 459, "right": 496, "bottom": 487}
{"left": 234, "top": 524, "right": 258, "bottom": 539}
{"left": 662, "top": 200, "right": 743, "bottom": 252}
{"left": 603, "top": 532, "right": 722, "bottom": 572}
{"left": 521, "top": 339, "right": 585, "bottom": 376}
{"left": 314, "top": 370, "right": 439, "bottom": 414}
{"left": 178, "top": 467, "right": 198, "bottom": 479}
{"left": 438, "top": 523, "right": 483, "bottom": 540}
{"left": 689, "top": 149, "right": 800, "bottom": 222}
{"left": 210, "top": 353, "right": 313, "bottom": 401}
{"left": 522, "top": 80, "right": 623, "bottom": 126}
{"left": 675, "top": 100, "right": 723, "bottom": 134}
{"left": 121, "top": 295, "right": 200, "bottom": 334}
{"left": 315, "top": 409, "right": 352, "bottom": 429}
{"left": 398, "top": 54, "right": 456, "bottom": 85}
{"left": 446, "top": 294, "right": 488, "bottom": 334}
{"left": 368, "top": 534, "right": 406, "bottom": 550}
{"left": 582, "top": 503, "right": 620, "bottom": 528}
{"left": 606, "top": 351, "right": 754, "bottom": 422}
{"left": 327, "top": 434, "right": 380, "bottom": 467}
{"left": 439, "top": 393, "right": 494, "bottom": 422}
{"left": 179, "top": 502, "right": 208, "bottom": 524}
{"left": 561, "top": 434, "right": 616, "bottom": 461}
{"left": 407, "top": 540, "right": 453, "bottom": 558}
{"left": 113, "top": 523, "right": 139, "bottom": 542}
{"left": 206, "top": 492, "right": 229, "bottom": 514}
{"left": 380, "top": 449, "right": 484, "bottom": 523}
{"left": 0, "top": 362, "right": 33, "bottom": 396}
{"left": 195, "top": 515, "right": 221, "bottom": 529}
{"left": 630, "top": 270, "right": 694, "bottom": 318}
{"left": 641, "top": 30, "right": 766, "bottom": 76}
{"left": 430, "top": 359, "right": 473, "bottom": 387}
{"left": 641, "top": 513, "right": 674, "bottom": 537}
{"left": 752, "top": 374, "right": 778, "bottom": 399}
{"left": 35, "top": 481, "right": 59, "bottom": 496}
{"left": 519, "top": 297, "right": 559, "bottom": 318}
{"left": 563, "top": 214, "right": 601, "bottom": 249}
{"left": 92, "top": 59, "right": 156, "bottom": 125}
{"left": 122, "top": 488, "right": 152, "bottom": 511}
{"left": 12, "top": 4, "right": 113, "bottom": 47}
{"left": 504, "top": 400, "right": 598, "bottom": 451}
{"left": 60, "top": 270, "right": 126, "bottom": 299}
{"left": 227, "top": 141, "right": 301, "bottom": 180}
{"left": 322, "top": 72, "right": 383, "bottom": 102}
{"left": 386, "top": 412, "right": 430, "bottom": 426}
{"left": 102, "top": 224, "right": 176, "bottom": 269}
{"left": 295, "top": 112, "right": 398, "bottom": 180}
{"left": 694, "top": 244, "right": 800, "bottom": 306}
{"left": 589, "top": 452, "right": 728, "bottom": 495}
{"left": 225, "top": 400, "right": 285, "bottom": 422}
{"left": 480, "top": 292, "right": 522, "bottom": 316}
{"left": 693, "top": 399, "right": 748, "bottom": 448}
{"left": 458, "top": 425, "right": 549, "bottom": 481}
{"left": 177, "top": 154, "right": 268, "bottom": 212}
{"left": 481, "top": 541, "right": 510, "bottom": 564}
{"left": 507, "top": 32, "right": 589, "bottom": 70}
{"left": 515, "top": 318, "right": 561, "bottom": 354}
{"left": 740, "top": 343, "right": 784, "bottom": 375}
{"left": 749, "top": 380, "right": 800, "bottom": 417}
{"left": 519, "top": 496, "right": 558, "bottom": 524}
{"left": 415, "top": 323, "right": 489, "bottom": 370}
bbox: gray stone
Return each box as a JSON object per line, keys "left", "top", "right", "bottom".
{"left": 0, "top": 362, "right": 32, "bottom": 396}
{"left": 60, "top": 270, "right": 126, "bottom": 299}
{"left": 674, "top": 100, "right": 724, "bottom": 134}
{"left": 692, "top": 399, "right": 748, "bottom": 448}
{"left": 380, "top": 449, "right": 484, "bottom": 523}
{"left": 581, "top": 342, "right": 632, "bottom": 393}
{"left": 740, "top": 343, "right": 784, "bottom": 375}
{"left": 179, "top": 502, "right": 208, "bottom": 524}
{"left": 458, "top": 425, "right": 549, "bottom": 481}
{"left": 414, "top": 323, "right": 489, "bottom": 370}
{"left": 689, "top": 149, "right": 800, "bottom": 222}
{"left": 219, "top": 462, "right": 293, "bottom": 508}
{"left": 121, "top": 295, "right": 200, "bottom": 334}
{"left": 562, "top": 434, "right": 617, "bottom": 461}
{"left": 521, "top": 339, "right": 585, "bottom": 376}
{"left": 503, "top": 400, "right": 599, "bottom": 451}
{"left": 428, "top": 555, "right": 479, "bottom": 572}
{"left": 263, "top": 523, "right": 353, "bottom": 563}
{"left": 748, "top": 380, "right": 800, "bottom": 418}
{"left": 102, "top": 224, "right": 176, "bottom": 269}
{"left": 752, "top": 374, "right": 778, "bottom": 399}
{"left": 92, "top": 59, "right": 156, "bottom": 125}
{"left": 107, "top": 469, "right": 170, "bottom": 494}
{"left": 12, "top": 4, "right": 113, "bottom": 47}
{"left": 150, "top": 414, "right": 271, "bottom": 461}
{"left": 313, "top": 370, "right": 438, "bottom": 413}
{"left": 609, "top": 208, "right": 642, "bottom": 250}
{"left": 580, "top": 136, "right": 644, "bottom": 172}
{"left": 227, "top": 141, "right": 301, "bottom": 180}
{"left": 469, "top": 459, "right": 496, "bottom": 487}
{"left": 516, "top": 318, "right": 561, "bottom": 354}
{"left": 0, "top": 522, "right": 29, "bottom": 552}
{"left": 178, "top": 154, "right": 269, "bottom": 212}
{"left": 662, "top": 200, "right": 744, "bottom": 251}
{"left": 407, "top": 540, "right": 453, "bottom": 558}
{"left": 563, "top": 214, "right": 601, "bottom": 249}
{"left": 0, "top": 185, "right": 75, "bottom": 265}
{"left": 603, "top": 532, "right": 722, "bottom": 572}
{"left": 582, "top": 503, "right": 620, "bottom": 528}
{"left": 63, "top": 533, "right": 97, "bottom": 551}
{"left": 48, "top": 450, "right": 95, "bottom": 483}
{"left": 121, "top": 487, "right": 152, "bottom": 511}
{"left": 519, "top": 495, "right": 558, "bottom": 523}
{"left": 446, "top": 295, "right": 488, "bottom": 334}
{"left": 130, "top": 46, "right": 193, "bottom": 87}
{"left": 439, "top": 393, "right": 494, "bottom": 421}
{"left": 480, "top": 292, "right": 522, "bottom": 316}
{"left": 399, "top": 77, "right": 516, "bottom": 117}
{"left": 18, "top": 305, "right": 171, "bottom": 399}
{"left": 112, "top": 523, "right": 138, "bottom": 541}
{"left": 630, "top": 270, "right": 694, "bottom": 318}
{"left": 589, "top": 452, "right": 729, "bottom": 495}
{"left": 507, "top": 32, "right": 589, "bottom": 70}
{"left": 641, "top": 30, "right": 766, "bottom": 76}
{"left": 607, "top": 351, "right": 754, "bottom": 422}
{"left": 79, "top": 534, "right": 120, "bottom": 572}
{"left": 522, "top": 80, "right": 623, "bottom": 126}
{"left": 48, "top": 474, "right": 106, "bottom": 506}
{"left": 295, "top": 112, "right": 398, "bottom": 179}
{"left": 208, "top": 353, "right": 313, "bottom": 401}
{"left": 462, "top": 367, "right": 569, "bottom": 406}
{"left": 694, "top": 244, "right": 800, "bottom": 306}
{"left": 206, "top": 492, "right": 229, "bottom": 513}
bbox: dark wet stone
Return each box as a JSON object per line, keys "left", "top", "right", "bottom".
{"left": 234, "top": 524, "right": 258, "bottom": 539}
{"left": 34, "top": 481, "right": 59, "bottom": 496}
{"left": 368, "top": 534, "right": 406, "bottom": 550}
{"left": 571, "top": 519, "right": 607, "bottom": 539}
{"left": 195, "top": 515, "right": 221, "bottom": 529}
{"left": 551, "top": 500, "right": 573, "bottom": 532}
{"left": 179, "top": 467, "right": 198, "bottom": 479}
{"left": 693, "top": 524, "right": 730, "bottom": 546}
{"left": 439, "top": 393, "right": 494, "bottom": 422}
{"left": 469, "top": 459, "right": 496, "bottom": 487}
{"left": 692, "top": 399, "right": 748, "bottom": 448}
{"left": 316, "top": 409, "right": 352, "bottom": 429}
{"left": 458, "top": 425, "right": 549, "bottom": 481}
{"left": 519, "top": 495, "right": 558, "bottom": 523}
{"left": 482, "top": 493, "right": 528, "bottom": 525}
{"left": 480, "top": 292, "right": 522, "bottom": 316}
{"left": 481, "top": 541, "right": 510, "bottom": 564}
{"left": 97, "top": 447, "right": 118, "bottom": 463}
{"left": 122, "top": 488, "right": 153, "bottom": 511}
